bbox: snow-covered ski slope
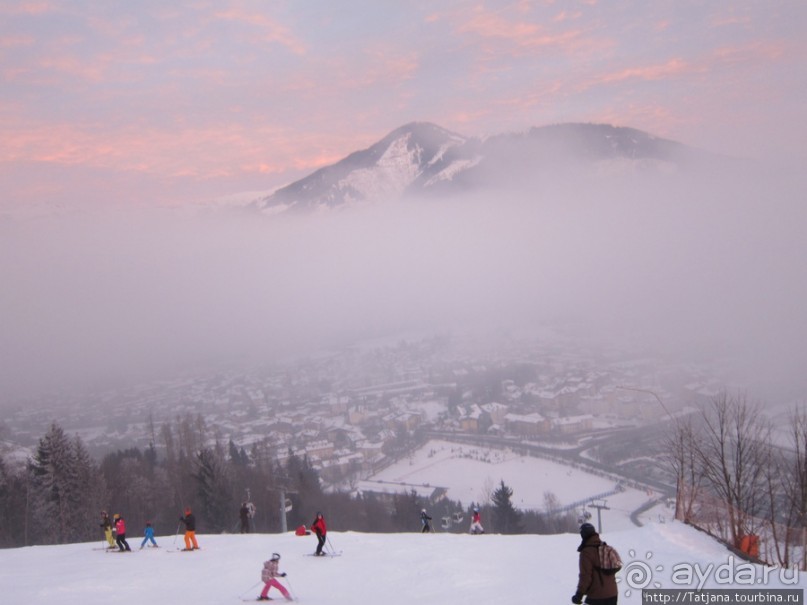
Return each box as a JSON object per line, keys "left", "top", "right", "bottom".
{"left": 1, "top": 523, "right": 802, "bottom": 605}
{"left": 365, "top": 440, "right": 663, "bottom": 530}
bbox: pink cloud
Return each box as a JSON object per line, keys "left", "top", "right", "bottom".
{"left": 458, "top": 7, "right": 546, "bottom": 46}
{"left": 355, "top": 49, "right": 419, "bottom": 86}
{"left": 39, "top": 55, "right": 105, "bottom": 82}
{"left": 0, "top": 34, "right": 35, "bottom": 48}
{"left": 450, "top": 109, "right": 493, "bottom": 126}
{"left": 553, "top": 11, "right": 582, "bottom": 23}
{"left": 0, "top": 114, "right": 356, "bottom": 185}
{"left": 213, "top": 7, "right": 306, "bottom": 55}
{"left": 0, "top": 1, "right": 54, "bottom": 16}
{"left": 711, "top": 15, "right": 752, "bottom": 28}
{"left": 444, "top": 4, "right": 599, "bottom": 64}
{"left": 712, "top": 41, "right": 786, "bottom": 64}
{"left": 592, "top": 58, "right": 694, "bottom": 86}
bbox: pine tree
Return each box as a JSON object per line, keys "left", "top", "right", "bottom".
{"left": 491, "top": 479, "right": 522, "bottom": 534}
{"left": 69, "top": 435, "right": 107, "bottom": 542}
{"left": 193, "top": 447, "right": 233, "bottom": 532}
{"left": 0, "top": 456, "right": 13, "bottom": 546}
{"left": 391, "top": 489, "right": 423, "bottom": 531}
{"left": 29, "top": 423, "right": 97, "bottom": 544}
{"left": 29, "top": 424, "right": 68, "bottom": 543}
{"left": 284, "top": 452, "right": 323, "bottom": 526}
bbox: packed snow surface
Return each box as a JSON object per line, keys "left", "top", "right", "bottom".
{"left": 366, "top": 440, "right": 665, "bottom": 530}
{"left": 1, "top": 523, "right": 802, "bottom": 605}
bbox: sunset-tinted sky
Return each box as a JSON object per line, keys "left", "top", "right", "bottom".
{"left": 1, "top": 1, "right": 805, "bottom": 211}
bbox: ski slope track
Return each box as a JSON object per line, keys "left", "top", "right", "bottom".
{"left": 1, "top": 523, "right": 803, "bottom": 605}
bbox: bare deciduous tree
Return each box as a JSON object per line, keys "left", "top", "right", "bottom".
{"left": 694, "top": 391, "right": 771, "bottom": 548}
{"left": 782, "top": 406, "right": 807, "bottom": 570}
{"left": 666, "top": 414, "right": 703, "bottom": 523}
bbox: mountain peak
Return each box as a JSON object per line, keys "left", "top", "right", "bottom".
{"left": 256, "top": 122, "right": 699, "bottom": 214}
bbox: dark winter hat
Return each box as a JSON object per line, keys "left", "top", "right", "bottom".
{"left": 580, "top": 523, "right": 597, "bottom": 539}
{"left": 271, "top": 552, "right": 280, "bottom": 561}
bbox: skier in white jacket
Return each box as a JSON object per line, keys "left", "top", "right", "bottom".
{"left": 258, "top": 553, "right": 292, "bottom": 601}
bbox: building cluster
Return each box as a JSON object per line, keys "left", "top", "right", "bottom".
{"left": 1, "top": 332, "right": 726, "bottom": 488}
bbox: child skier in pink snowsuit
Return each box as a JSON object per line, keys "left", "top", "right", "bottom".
{"left": 258, "top": 553, "right": 292, "bottom": 601}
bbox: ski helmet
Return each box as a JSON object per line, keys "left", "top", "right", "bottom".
{"left": 580, "top": 523, "right": 597, "bottom": 539}
{"left": 271, "top": 552, "right": 280, "bottom": 561}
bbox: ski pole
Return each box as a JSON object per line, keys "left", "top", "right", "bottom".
{"left": 326, "top": 536, "right": 337, "bottom": 554}
{"left": 284, "top": 576, "right": 298, "bottom": 601}
{"left": 238, "top": 581, "right": 261, "bottom": 600}
{"left": 172, "top": 522, "right": 181, "bottom": 546}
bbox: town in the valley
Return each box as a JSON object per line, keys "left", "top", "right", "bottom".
{"left": 0, "top": 329, "right": 729, "bottom": 509}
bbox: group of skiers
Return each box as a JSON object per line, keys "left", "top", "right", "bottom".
{"left": 260, "top": 512, "right": 619, "bottom": 604}
{"left": 419, "top": 507, "right": 485, "bottom": 534}
{"left": 99, "top": 510, "right": 132, "bottom": 552}
{"left": 100, "top": 506, "right": 618, "bottom": 604}
{"left": 98, "top": 507, "right": 200, "bottom": 553}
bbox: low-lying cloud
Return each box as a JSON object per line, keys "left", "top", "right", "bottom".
{"left": 1, "top": 162, "right": 805, "bottom": 402}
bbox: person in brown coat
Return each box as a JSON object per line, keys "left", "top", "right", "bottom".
{"left": 572, "top": 523, "right": 618, "bottom": 605}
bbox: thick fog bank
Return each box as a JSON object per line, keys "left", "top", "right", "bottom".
{"left": 1, "top": 164, "right": 804, "bottom": 401}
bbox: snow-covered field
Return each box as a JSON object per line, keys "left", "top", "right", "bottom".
{"left": 1, "top": 524, "right": 802, "bottom": 605}
{"left": 364, "top": 440, "right": 666, "bottom": 530}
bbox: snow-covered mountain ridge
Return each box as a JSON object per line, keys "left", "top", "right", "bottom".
{"left": 256, "top": 122, "right": 709, "bottom": 214}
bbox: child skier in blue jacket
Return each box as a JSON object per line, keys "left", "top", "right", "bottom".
{"left": 140, "top": 522, "right": 158, "bottom": 549}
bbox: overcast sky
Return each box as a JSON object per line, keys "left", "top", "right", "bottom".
{"left": 1, "top": 1, "right": 806, "bottom": 212}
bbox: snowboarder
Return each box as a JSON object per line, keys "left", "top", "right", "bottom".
{"left": 470, "top": 507, "right": 484, "bottom": 534}
{"left": 310, "top": 512, "right": 327, "bottom": 556}
{"left": 257, "top": 552, "right": 292, "bottom": 601}
{"left": 140, "top": 522, "right": 158, "bottom": 549}
{"left": 100, "top": 511, "right": 116, "bottom": 548}
{"left": 179, "top": 507, "right": 199, "bottom": 551}
{"left": 420, "top": 509, "right": 433, "bottom": 533}
{"left": 572, "top": 523, "right": 618, "bottom": 605}
{"left": 113, "top": 513, "right": 131, "bottom": 551}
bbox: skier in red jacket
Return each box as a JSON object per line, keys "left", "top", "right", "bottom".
{"left": 310, "top": 512, "right": 327, "bottom": 556}
{"left": 113, "top": 514, "right": 131, "bottom": 552}
{"left": 470, "top": 507, "right": 485, "bottom": 534}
